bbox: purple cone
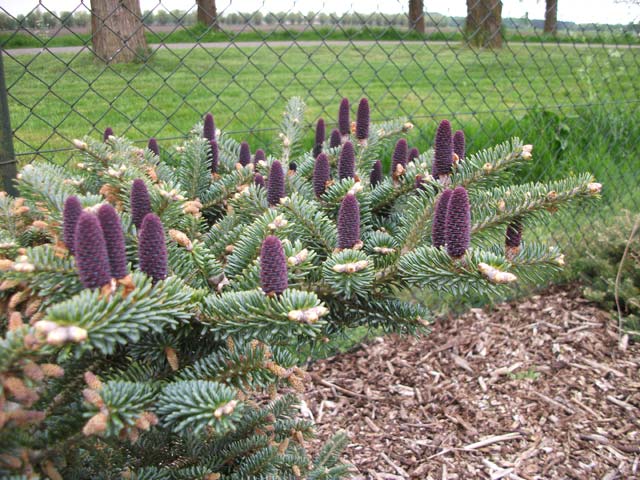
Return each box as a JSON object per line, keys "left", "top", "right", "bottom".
{"left": 138, "top": 213, "right": 167, "bottom": 283}
{"left": 337, "top": 194, "right": 360, "bottom": 249}
{"left": 391, "top": 139, "right": 408, "bottom": 174}
{"left": 103, "top": 127, "right": 114, "bottom": 142}
{"left": 97, "top": 204, "right": 128, "bottom": 279}
{"left": 203, "top": 113, "right": 215, "bottom": 142}
{"left": 130, "top": 179, "right": 152, "bottom": 230}
{"left": 239, "top": 141, "right": 251, "bottom": 167}
{"left": 267, "top": 160, "right": 285, "bottom": 207}
{"left": 431, "top": 189, "right": 453, "bottom": 248}
{"left": 313, "top": 118, "right": 326, "bottom": 158}
{"left": 453, "top": 130, "right": 465, "bottom": 161}
{"left": 74, "top": 212, "right": 111, "bottom": 289}
{"left": 329, "top": 129, "right": 341, "bottom": 149}
{"left": 313, "top": 153, "right": 331, "bottom": 197}
{"left": 254, "top": 149, "right": 266, "bottom": 163}
{"left": 254, "top": 173, "right": 265, "bottom": 188}
{"left": 338, "top": 98, "right": 350, "bottom": 136}
{"left": 432, "top": 120, "right": 453, "bottom": 177}
{"left": 147, "top": 138, "right": 159, "bottom": 156}
{"left": 408, "top": 147, "right": 420, "bottom": 163}
{"left": 338, "top": 141, "right": 356, "bottom": 180}
{"left": 355, "top": 98, "right": 370, "bottom": 141}
{"left": 260, "top": 235, "right": 288, "bottom": 295}
{"left": 445, "top": 186, "right": 471, "bottom": 258}
{"left": 370, "top": 160, "right": 383, "bottom": 187}
{"left": 505, "top": 220, "right": 523, "bottom": 248}
{"left": 63, "top": 196, "right": 83, "bottom": 255}
{"left": 209, "top": 140, "right": 219, "bottom": 174}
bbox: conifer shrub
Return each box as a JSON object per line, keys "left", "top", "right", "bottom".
{"left": 0, "top": 97, "right": 600, "bottom": 478}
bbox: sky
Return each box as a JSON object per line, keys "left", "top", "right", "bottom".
{"left": 0, "top": 0, "right": 638, "bottom": 25}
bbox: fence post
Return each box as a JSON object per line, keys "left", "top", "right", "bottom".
{"left": 0, "top": 50, "right": 18, "bottom": 196}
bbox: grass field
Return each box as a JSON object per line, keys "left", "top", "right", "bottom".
{"left": 3, "top": 41, "right": 639, "bottom": 269}
{"left": 2, "top": 24, "right": 638, "bottom": 50}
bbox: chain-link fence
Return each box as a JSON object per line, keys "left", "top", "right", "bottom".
{"left": 1, "top": 0, "right": 639, "bottom": 248}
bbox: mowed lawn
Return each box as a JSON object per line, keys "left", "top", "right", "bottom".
{"left": 4, "top": 41, "right": 639, "bottom": 162}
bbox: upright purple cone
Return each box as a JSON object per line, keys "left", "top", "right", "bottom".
{"left": 338, "top": 141, "right": 356, "bottom": 180}
{"left": 203, "top": 113, "right": 215, "bottom": 142}
{"left": 391, "top": 138, "right": 408, "bottom": 175}
{"left": 329, "top": 129, "right": 341, "bottom": 149}
{"left": 313, "top": 153, "right": 331, "bottom": 197}
{"left": 147, "top": 138, "right": 159, "bottom": 156}
{"left": 431, "top": 189, "right": 453, "bottom": 248}
{"left": 103, "top": 127, "right": 114, "bottom": 142}
{"left": 445, "top": 186, "right": 471, "bottom": 258}
{"left": 209, "top": 140, "right": 219, "bottom": 174}
{"left": 260, "top": 235, "right": 288, "bottom": 295}
{"left": 453, "top": 130, "right": 465, "bottom": 161}
{"left": 337, "top": 194, "right": 360, "bottom": 249}
{"left": 254, "top": 149, "right": 266, "bottom": 163}
{"left": 355, "top": 98, "right": 370, "bottom": 141}
{"left": 63, "top": 196, "right": 83, "bottom": 255}
{"left": 432, "top": 120, "right": 453, "bottom": 178}
{"left": 267, "top": 160, "right": 285, "bottom": 207}
{"left": 408, "top": 147, "right": 420, "bottom": 163}
{"left": 97, "top": 204, "right": 128, "bottom": 279}
{"left": 370, "top": 160, "right": 383, "bottom": 187}
{"left": 74, "top": 212, "right": 111, "bottom": 289}
{"left": 505, "top": 220, "right": 523, "bottom": 248}
{"left": 130, "top": 179, "right": 152, "bottom": 230}
{"left": 238, "top": 141, "right": 251, "bottom": 167}
{"left": 254, "top": 173, "right": 265, "bottom": 188}
{"left": 138, "top": 213, "right": 167, "bottom": 283}
{"left": 313, "top": 118, "right": 326, "bottom": 158}
{"left": 338, "top": 98, "right": 350, "bottom": 137}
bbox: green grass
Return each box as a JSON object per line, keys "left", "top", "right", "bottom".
{"left": 2, "top": 25, "right": 638, "bottom": 50}
{"left": 4, "top": 42, "right": 638, "bottom": 158}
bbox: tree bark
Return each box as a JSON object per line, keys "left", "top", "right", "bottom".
{"left": 90, "top": 0, "right": 147, "bottom": 63}
{"left": 409, "top": 0, "right": 425, "bottom": 34}
{"left": 465, "top": 0, "right": 503, "bottom": 48}
{"left": 544, "top": 0, "right": 558, "bottom": 35}
{"left": 197, "top": 0, "right": 218, "bottom": 28}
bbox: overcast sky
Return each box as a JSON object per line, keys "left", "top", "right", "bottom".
{"left": 0, "top": 0, "right": 638, "bottom": 25}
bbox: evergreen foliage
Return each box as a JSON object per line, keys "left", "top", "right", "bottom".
{"left": 0, "top": 96, "right": 600, "bottom": 478}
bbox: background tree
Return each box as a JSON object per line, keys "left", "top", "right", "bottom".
{"left": 196, "top": 0, "right": 218, "bottom": 28}
{"left": 409, "top": 0, "right": 425, "bottom": 33}
{"left": 90, "top": 0, "right": 147, "bottom": 63}
{"left": 544, "top": 0, "right": 558, "bottom": 34}
{"left": 465, "top": 0, "right": 503, "bottom": 48}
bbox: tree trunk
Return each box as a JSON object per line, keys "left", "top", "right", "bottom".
{"left": 544, "top": 0, "right": 558, "bottom": 35}
{"left": 409, "top": 0, "right": 425, "bottom": 34}
{"left": 465, "top": 0, "right": 503, "bottom": 48}
{"left": 197, "top": 0, "right": 218, "bottom": 28}
{"left": 90, "top": 0, "right": 147, "bottom": 63}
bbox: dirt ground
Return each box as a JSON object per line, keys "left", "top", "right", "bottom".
{"left": 304, "top": 286, "right": 640, "bottom": 479}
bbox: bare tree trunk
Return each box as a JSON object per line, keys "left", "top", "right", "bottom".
{"left": 544, "top": 0, "right": 558, "bottom": 35}
{"left": 197, "top": 0, "right": 218, "bottom": 28}
{"left": 90, "top": 0, "right": 147, "bottom": 63}
{"left": 409, "top": 0, "right": 425, "bottom": 34}
{"left": 465, "top": 0, "right": 503, "bottom": 48}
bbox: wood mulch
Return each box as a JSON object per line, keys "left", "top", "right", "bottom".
{"left": 303, "top": 286, "right": 640, "bottom": 479}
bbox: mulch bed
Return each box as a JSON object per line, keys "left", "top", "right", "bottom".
{"left": 303, "top": 286, "right": 640, "bottom": 479}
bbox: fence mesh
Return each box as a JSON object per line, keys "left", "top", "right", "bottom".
{"left": 1, "top": 0, "right": 639, "bottom": 252}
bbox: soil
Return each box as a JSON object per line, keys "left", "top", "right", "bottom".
{"left": 304, "top": 286, "right": 640, "bottom": 479}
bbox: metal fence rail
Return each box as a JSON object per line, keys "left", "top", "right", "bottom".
{"left": 0, "top": 0, "right": 639, "bottom": 247}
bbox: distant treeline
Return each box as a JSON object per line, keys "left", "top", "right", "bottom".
{"left": 0, "top": 9, "right": 636, "bottom": 32}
